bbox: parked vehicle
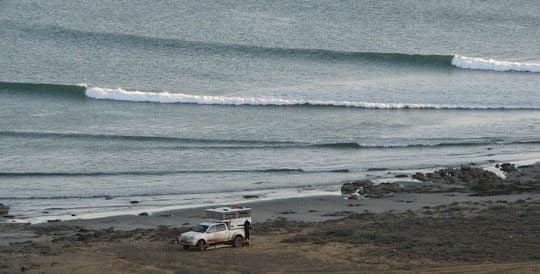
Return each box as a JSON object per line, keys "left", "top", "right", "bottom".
{"left": 179, "top": 206, "right": 252, "bottom": 251}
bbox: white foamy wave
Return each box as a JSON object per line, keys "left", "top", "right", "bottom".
{"left": 451, "top": 55, "right": 540, "bottom": 72}
{"left": 84, "top": 86, "right": 453, "bottom": 109}
{"left": 84, "top": 86, "right": 536, "bottom": 109}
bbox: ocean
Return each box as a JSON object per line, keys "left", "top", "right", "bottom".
{"left": 1, "top": 0, "right": 539, "bottom": 222}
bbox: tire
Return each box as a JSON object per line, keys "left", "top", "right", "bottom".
{"left": 233, "top": 236, "right": 244, "bottom": 247}
{"left": 182, "top": 245, "right": 190, "bottom": 250}
{"left": 196, "top": 240, "right": 206, "bottom": 251}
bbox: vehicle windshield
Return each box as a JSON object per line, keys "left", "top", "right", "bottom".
{"left": 193, "top": 224, "right": 209, "bottom": 233}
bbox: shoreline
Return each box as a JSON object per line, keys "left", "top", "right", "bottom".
{"left": 4, "top": 157, "right": 540, "bottom": 225}
{"left": 31, "top": 191, "right": 538, "bottom": 231}
{"left": 0, "top": 160, "right": 536, "bottom": 232}
{"left": 1, "top": 161, "right": 539, "bottom": 273}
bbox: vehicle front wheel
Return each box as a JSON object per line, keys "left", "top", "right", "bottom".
{"left": 196, "top": 240, "right": 206, "bottom": 251}
{"left": 233, "top": 236, "right": 244, "bottom": 247}
{"left": 182, "top": 245, "right": 190, "bottom": 250}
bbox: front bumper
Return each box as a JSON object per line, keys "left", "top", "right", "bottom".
{"left": 180, "top": 239, "right": 196, "bottom": 246}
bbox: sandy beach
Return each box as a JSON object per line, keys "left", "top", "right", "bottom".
{"left": 1, "top": 162, "right": 539, "bottom": 273}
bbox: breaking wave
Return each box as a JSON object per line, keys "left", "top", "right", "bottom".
{"left": 2, "top": 63, "right": 540, "bottom": 109}
{"left": 451, "top": 55, "right": 540, "bottom": 73}
{"left": 85, "top": 86, "right": 449, "bottom": 108}
{"left": 84, "top": 85, "right": 539, "bottom": 109}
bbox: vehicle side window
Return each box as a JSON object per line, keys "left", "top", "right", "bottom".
{"left": 238, "top": 211, "right": 250, "bottom": 217}
{"left": 215, "top": 224, "right": 226, "bottom": 232}
{"left": 207, "top": 226, "right": 217, "bottom": 233}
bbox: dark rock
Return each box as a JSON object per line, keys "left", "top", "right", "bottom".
{"left": 412, "top": 172, "right": 428, "bottom": 181}
{"left": 0, "top": 203, "right": 9, "bottom": 215}
{"left": 342, "top": 180, "right": 401, "bottom": 198}
{"left": 414, "top": 166, "right": 503, "bottom": 192}
{"left": 395, "top": 174, "right": 409, "bottom": 178}
{"left": 341, "top": 179, "right": 374, "bottom": 194}
{"left": 138, "top": 212, "right": 149, "bottom": 216}
{"left": 371, "top": 182, "right": 402, "bottom": 193}
{"left": 364, "top": 182, "right": 402, "bottom": 198}
{"left": 500, "top": 163, "right": 516, "bottom": 173}
{"left": 47, "top": 219, "right": 61, "bottom": 223}
{"left": 243, "top": 195, "right": 259, "bottom": 199}
{"left": 130, "top": 200, "right": 140, "bottom": 204}
{"left": 367, "top": 168, "right": 388, "bottom": 172}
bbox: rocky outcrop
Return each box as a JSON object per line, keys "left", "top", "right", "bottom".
{"left": 0, "top": 203, "right": 9, "bottom": 215}
{"left": 341, "top": 180, "right": 402, "bottom": 198}
{"left": 411, "top": 166, "right": 503, "bottom": 192}
{"left": 499, "top": 163, "right": 517, "bottom": 173}
{"left": 341, "top": 179, "right": 374, "bottom": 194}
{"left": 343, "top": 163, "right": 537, "bottom": 197}
{"left": 412, "top": 172, "right": 428, "bottom": 181}
{"left": 501, "top": 163, "right": 540, "bottom": 193}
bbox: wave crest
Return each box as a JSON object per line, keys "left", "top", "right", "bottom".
{"left": 1, "top": 81, "right": 539, "bottom": 109}
{"left": 451, "top": 55, "right": 540, "bottom": 73}
{"left": 84, "top": 86, "right": 449, "bottom": 108}
{"left": 85, "top": 86, "right": 537, "bottom": 109}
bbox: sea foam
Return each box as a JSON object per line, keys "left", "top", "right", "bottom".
{"left": 451, "top": 55, "right": 540, "bottom": 73}
{"left": 85, "top": 86, "right": 453, "bottom": 109}
{"left": 84, "top": 86, "right": 538, "bottom": 109}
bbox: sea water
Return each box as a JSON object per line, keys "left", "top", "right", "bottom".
{"left": 1, "top": 0, "right": 539, "bottom": 222}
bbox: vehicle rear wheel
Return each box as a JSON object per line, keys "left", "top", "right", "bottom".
{"left": 196, "top": 240, "right": 206, "bottom": 251}
{"left": 233, "top": 236, "right": 244, "bottom": 247}
{"left": 182, "top": 245, "right": 190, "bottom": 250}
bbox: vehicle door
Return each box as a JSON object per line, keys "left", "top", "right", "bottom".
{"left": 206, "top": 224, "right": 228, "bottom": 243}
